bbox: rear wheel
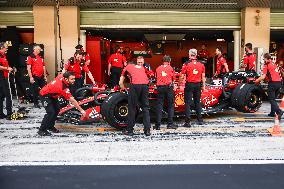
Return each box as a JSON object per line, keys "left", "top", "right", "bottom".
{"left": 101, "top": 92, "right": 131, "bottom": 129}
{"left": 231, "top": 84, "right": 262, "bottom": 113}
{"left": 75, "top": 86, "right": 93, "bottom": 100}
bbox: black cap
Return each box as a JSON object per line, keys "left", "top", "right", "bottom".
{"left": 75, "top": 44, "right": 83, "bottom": 50}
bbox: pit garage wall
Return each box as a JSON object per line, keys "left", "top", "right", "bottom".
{"left": 1, "top": 8, "right": 284, "bottom": 79}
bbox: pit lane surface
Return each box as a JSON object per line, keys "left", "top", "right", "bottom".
{"left": 1, "top": 165, "right": 284, "bottom": 189}
{"left": 0, "top": 102, "right": 283, "bottom": 163}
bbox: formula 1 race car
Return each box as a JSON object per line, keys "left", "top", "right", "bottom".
{"left": 58, "top": 71, "right": 263, "bottom": 130}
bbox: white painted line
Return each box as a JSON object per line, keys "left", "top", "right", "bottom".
{"left": 1, "top": 160, "right": 284, "bottom": 166}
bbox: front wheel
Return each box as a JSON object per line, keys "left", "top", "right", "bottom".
{"left": 101, "top": 92, "right": 130, "bottom": 129}
{"left": 231, "top": 84, "right": 263, "bottom": 113}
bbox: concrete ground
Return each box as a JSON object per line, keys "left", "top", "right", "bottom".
{"left": 0, "top": 101, "right": 284, "bottom": 164}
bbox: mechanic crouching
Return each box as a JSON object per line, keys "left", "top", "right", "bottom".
{"left": 154, "top": 55, "right": 177, "bottom": 130}
{"left": 255, "top": 53, "right": 283, "bottom": 119}
{"left": 180, "top": 49, "right": 206, "bottom": 126}
{"left": 38, "top": 72, "right": 86, "bottom": 136}
{"left": 119, "top": 56, "right": 151, "bottom": 136}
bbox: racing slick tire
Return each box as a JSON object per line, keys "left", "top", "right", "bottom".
{"left": 75, "top": 86, "right": 93, "bottom": 100}
{"left": 101, "top": 92, "right": 131, "bottom": 130}
{"left": 231, "top": 84, "right": 262, "bottom": 113}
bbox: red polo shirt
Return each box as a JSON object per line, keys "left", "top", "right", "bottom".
{"left": 216, "top": 56, "right": 227, "bottom": 75}
{"left": 181, "top": 59, "right": 205, "bottom": 83}
{"left": 243, "top": 53, "right": 256, "bottom": 71}
{"left": 64, "top": 58, "right": 89, "bottom": 79}
{"left": 263, "top": 60, "right": 282, "bottom": 82}
{"left": 27, "top": 53, "right": 45, "bottom": 77}
{"left": 40, "top": 75, "right": 73, "bottom": 100}
{"left": 156, "top": 64, "right": 175, "bottom": 85}
{"left": 122, "top": 64, "right": 149, "bottom": 84}
{"left": 108, "top": 53, "right": 126, "bottom": 68}
{"left": 0, "top": 52, "right": 9, "bottom": 79}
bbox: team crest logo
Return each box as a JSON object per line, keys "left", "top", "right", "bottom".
{"left": 175, "top": 93, "right": 184, "bottom": 106}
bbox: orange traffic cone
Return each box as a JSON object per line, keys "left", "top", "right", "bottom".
{"left": 280, "top": 96, "right": 284, "bottom": 109}
{"left": 267, "top": 114, "right": 283, "bottom": 136}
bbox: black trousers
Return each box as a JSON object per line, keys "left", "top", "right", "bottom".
{"left": 184, "top": 82, "right": 202, "bottom": 122}
{"left": 268, "top": 81, "right": 282, "bottom": 114}
{"left": 110, "top": 67, "right": 122, "bottom": 88}
{"left": 0, "top": 78, "right": 12, "bottom": 115}
{"left": 127, "top": 84, "right": 151, "bottom": 132}
{"left": 156, "top": 85, "right": 174, "bottom": 126}
{"left": 70, "top": 78, "right": 83, "bottom": 98}
{"left": 31, "top": 76, "right": 46, "bottom": 105}
{"left": 39, "top": 97, "right": 60, "bottom": 131}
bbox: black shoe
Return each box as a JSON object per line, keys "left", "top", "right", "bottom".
{"left": 0, "top": 113, "right": 6, "bottom": 119}
{"left": 183, "top": 122, "right": 191, "bottom": 128}
{"left": 167, "top": 124, "right": 178, "bottom": 129}
{"left": 48, "top": 127, "right": 60, "bottom": 133}
{"left": 34, "top": 104, "right": 40, "bottom": 108}
{"left": 37, "top": 130, "right": 52, "bottom": 136}
{"left": 197, "top": 121, "right": 204, "bottom": 125}
{"left": 153, "top": 125, "right": 160, "bottom": 130}
{"left": 268, "top": 112, "right": 275, "bottom": 117}
{"left": 5, "top": 114, "right": 12, "bottom": 120}
{"left": 144, "top": 130, "right": 151, "bottom": 136}
{"left": 122, "top": 130, "right": 134, "bottom": 136}
{"left": 277, "top": 110, "right": 283, "bottom": 121}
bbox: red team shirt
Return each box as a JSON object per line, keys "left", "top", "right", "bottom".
{"left": 181, "top": 59, "right": 205, "bottom": 83}
{"left": 156, "top": 64, "right": 175, "bottom": 86}
{"left": 40, "top": 75, "right": 73, "bottom": 100}
{"left": 263, "top": 60, "right": 282, "bottom": 82}
{"left": 216, "top": 56, "right": 227, "bottom": 75}
{"left": 243, "top": 53, "right": 256, "bottom": 71}
{"left": 64, "top": 59, "right": 89, "bottom": 78}
{"left": 0, "top": 52, "right": 9, "bottom": 79}
{"left": 121, "top": 64, "right": 149, "bottom": 84}
{"left": 198, "top": 49, "right": 209, "bottom": 59}
{"left": 27, "top": 54, "right": 45, "bottom": 77}
{"left": 108, "top": 53, "right": 126, "bottom": 68}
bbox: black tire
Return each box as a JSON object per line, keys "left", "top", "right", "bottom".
{"left": 231, "top": 84, "right": 262, "bottom": 113}
{"left": 75, "top": 87, "right": 93, "bottom": 100}
{"left": 94, "top": 91, "right": 110, "bottom": 105}
{"left": 101, "top": 92, "right": 130, "bottom": 130}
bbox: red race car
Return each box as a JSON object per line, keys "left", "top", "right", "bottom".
{"left": 58, "top": 71, "right": 262, "bottom": 129}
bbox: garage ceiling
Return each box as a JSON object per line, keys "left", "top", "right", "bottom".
{"left": 0, "top": 0, "right": 284, "bottom": 9}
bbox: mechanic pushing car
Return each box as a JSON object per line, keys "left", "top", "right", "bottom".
{"left": 119, "top": 56, "right": 151, "bottom": 136}
{"left": 255, "top": 53, "right": 283, "bottom": 119}
{"left": 108, "top": 46, "right": 127, "bottom": 88}
{"left": 62, "top": 50, "right": 96, "bottom": 96}
{"left": 240, "top": 43, "right": 256, "bottom": 71}
{"left": 214, "top": 46, "right": 229, "bottom": 78}
{"left": 38, "top": 72, "right": 86, "bottom": 136}
{"left": 154, "top": 55, "right": 177, "bottom": 130}
{"left": 0, "top": 42, "right": 13, "bottom": 119}
{"left": 180, "top": 49, "right": 206, "bottom": 127}
{"left": 27, "top": 44, "right": 48, "bottom": 108}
